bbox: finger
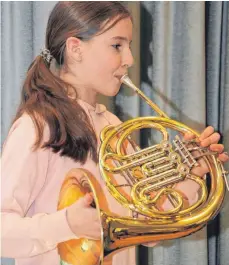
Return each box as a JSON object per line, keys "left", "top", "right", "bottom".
{"left": 142, "top": 242, "right": 158, "bottom": 247}
{"left": 209, "top": 144, "right": 224, "bottom": 153}
{"left": 200, "top": 132, "right": 220, "bottom": 147}
{"left": 89, "top": 192, "right": 94, "bottom": 198}
{"left": 199, "top": 126, "right": 215, "bottom": 141}
{"left": 218, "top": 152, "right": 229, "bottom": 162}
{"left": 82, "top": 193, "right": 94, "bottom": 206}
{"left": 183, "top": 132, "right": 195, "bottom": 141}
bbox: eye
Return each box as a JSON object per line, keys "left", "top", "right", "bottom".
{"left": 112, "top": 44, "right": 122, "bottom": 50}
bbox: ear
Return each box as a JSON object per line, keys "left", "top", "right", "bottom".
{"left": 65, "top": 37, "right": 83, "bottom": 62}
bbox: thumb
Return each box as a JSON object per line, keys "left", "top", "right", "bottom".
{"left": 76, "top": 193, "right": 94, "bottom": 208}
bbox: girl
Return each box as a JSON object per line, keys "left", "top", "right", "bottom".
{"left": 1, "top": 2, "right": 228, "bottom": 265}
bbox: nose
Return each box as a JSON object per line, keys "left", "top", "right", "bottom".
{"left": 122, "top": 48, "right": 134, "bottom": 69}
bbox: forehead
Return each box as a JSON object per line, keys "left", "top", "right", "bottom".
{"left": 95, "top": 18, "right": 133, "bottom": 42}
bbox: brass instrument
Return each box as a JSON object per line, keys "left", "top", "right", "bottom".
{"left": 57, "top": 75, "right": 228, "bottom": 265}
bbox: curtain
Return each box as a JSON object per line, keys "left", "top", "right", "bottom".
{"left": 1, "top": 1, "right": 228, "bottom": 265}
{"left": 1, "top": 1, "right": 57, "bottom": 147}
{"left": 133, "top": 2, "right": 229, "bottom": 265}
{"left": 205, "top": 2, "right": 229, "bottom": 265}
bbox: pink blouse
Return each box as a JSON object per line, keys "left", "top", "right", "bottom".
{"left": 1, "top": 99, "right": 199, "bottom": 265}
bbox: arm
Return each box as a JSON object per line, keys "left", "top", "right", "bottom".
{"left": 1, "top": 115, "right": 77, "bottom": 258}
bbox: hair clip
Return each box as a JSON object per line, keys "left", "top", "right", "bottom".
{"left": 40, "top": 48, "right": 53, "bottom": 64}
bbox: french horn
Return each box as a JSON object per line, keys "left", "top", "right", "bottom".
{"left": 57, "top": 75, "right": 228, "bottom": 265}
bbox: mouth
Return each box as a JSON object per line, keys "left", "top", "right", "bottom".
{"left": 114, "top": 76, "right": 122, "bottom": 83}
{"left": 114, "top": 74, "right": 127, "bottom": 82}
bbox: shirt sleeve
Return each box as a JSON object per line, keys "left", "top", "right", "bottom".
{"left": 1, "top": 115, "right": 77, "bottom": 258}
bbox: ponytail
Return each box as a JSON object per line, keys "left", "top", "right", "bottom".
{"left": 14, "top": 55, "right": 98, "bottom": 164}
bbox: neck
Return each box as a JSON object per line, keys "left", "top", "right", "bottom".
{"left": 59, "top": 70, "right": 98, "bottom": 108}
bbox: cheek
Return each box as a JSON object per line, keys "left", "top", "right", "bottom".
{"left": 83, "top": 48, "right": 121, "bottom": 84}
{"left": 94, "top": 48, "right": 121, "bottom": 71}
{"left": 102, "top": 57, "right": 122, "bottom": 79}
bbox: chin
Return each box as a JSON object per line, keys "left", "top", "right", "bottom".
{"left": 100, "top": 80, "right": 121, "bottom": 97}
{"left": 109, "top": 87, "right": 121, "bottom": 97}
{"left": 112, "top": 83, "right": 122, "bottom": 95}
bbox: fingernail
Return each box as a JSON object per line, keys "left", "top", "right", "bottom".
{"left": 223, "top": 152, "right": 229, "bottom": 156}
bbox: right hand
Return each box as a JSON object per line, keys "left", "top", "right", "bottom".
{"left": 66, "top": 193, "right": 101, "bottom": 240}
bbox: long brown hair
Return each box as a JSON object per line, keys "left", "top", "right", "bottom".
{"left": 14, "top": 1, "right": 131, "bottom": 164}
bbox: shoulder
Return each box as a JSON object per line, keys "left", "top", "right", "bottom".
{"left": 6, "top": 114, "right": 37, "bottom": 142}
{"left": 3, "top": 113, "right": 49, "bottom": 150}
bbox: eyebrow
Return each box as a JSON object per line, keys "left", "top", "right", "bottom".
{"left": 111, "top": 36, "right": 132, "bottom": 44}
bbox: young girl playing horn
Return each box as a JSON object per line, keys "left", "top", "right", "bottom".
{"left": 1, "top": 2, "right": 228, "bottom": 265}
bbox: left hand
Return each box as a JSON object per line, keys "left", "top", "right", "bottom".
{"left": 183, "top": 126, "right": 229, "bottom": 177}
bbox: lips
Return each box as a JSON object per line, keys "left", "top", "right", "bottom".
{"left": 114, "top": 76, "right": 122, "bottom": 84}
{"left": 115, "top": 73, "right": 127, "bottom": 80}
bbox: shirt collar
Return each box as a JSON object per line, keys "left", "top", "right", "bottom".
{"left": 77, "top": 99, "right": 107, "bottom": 114}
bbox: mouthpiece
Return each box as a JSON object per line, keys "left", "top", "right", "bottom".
{"left": 120, "top": 75, "right": 138, "bottom": 92}
{"left": 120, "top": 75, "right": 169, "bottom": 119}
